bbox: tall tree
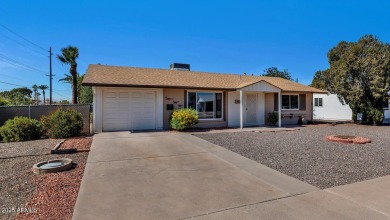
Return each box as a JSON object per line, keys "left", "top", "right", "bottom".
{"left": 57, "top": 46, "right": 79, "bottom": 104}
{"left": 262, "top": 67, "right": 293, "bottom": 80}
{"left": 0, "top": 87, "right": 32, "bottom": 105}
{"left": 319, "top": 35, "right": 390, "bottom": 125}
{"left": 78, "top": 75, "right": 93, "bottom": 104}
{"left": 310, "top": 70, "right": 330, "bottom": 90}
{"left": 32, "top": 84, "right": 39, "bottom": 105}
{"left": 59, "top": 74, "right": 92, "bottom": 104}
{"left": 38, "top": 85, "right": 48, "bottom": 105}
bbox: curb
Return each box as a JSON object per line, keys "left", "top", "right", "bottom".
{"left": 51, "top": 138, "right": 91, "bottom": 154}
{"left": 51, "top": 139, "right": 65, "bottom": 152}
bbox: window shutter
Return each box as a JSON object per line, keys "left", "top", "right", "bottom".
{"left": 274, "top": 93, "right": 279, "bottom": 111}
{"left": 299, "top": 94, "right": 306, "bottom": 110}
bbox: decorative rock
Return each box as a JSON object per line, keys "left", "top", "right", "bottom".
{"left": 325, "top": 135, "right": 371, "bottom": 144}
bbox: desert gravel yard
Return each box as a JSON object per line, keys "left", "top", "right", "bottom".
{"left": 0, "top": 138, "right": 91, "bottom": 220}
{"left": 0, "top": 139, "right": 60, "bottom": 220}
{"left": 195, "top": 124, "right": 390, "bottom": 189}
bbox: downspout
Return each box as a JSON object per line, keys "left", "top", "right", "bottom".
{"left": 278, "top": 91, "right": 282, "bottom": 127}
{"left": 240, "top": 89, "right": 243, "bottom": 129}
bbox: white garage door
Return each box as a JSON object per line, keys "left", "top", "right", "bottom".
{"left": 103, "top": 89, "right": 156, "bottom": 131}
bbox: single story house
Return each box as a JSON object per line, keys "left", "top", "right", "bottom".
{"left": 83, "top": 63, "right": 326, "bottom": 132}
{"left": 313, "top": 93, "right": 390, "bottom": 121}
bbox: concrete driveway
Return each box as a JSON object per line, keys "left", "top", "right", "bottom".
{"left": 73, "top": 131, "right": 390, "bottom": 220}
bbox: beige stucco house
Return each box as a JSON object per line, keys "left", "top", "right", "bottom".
{"left": 83, "top": 64, "right": 326, "bottom": 132}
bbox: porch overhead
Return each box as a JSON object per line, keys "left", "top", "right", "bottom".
{"left": 238, "top": 80, "right": 282, "bottom": 128}
{"left": 240, "top": 80, "right": 281, "bottom": 93}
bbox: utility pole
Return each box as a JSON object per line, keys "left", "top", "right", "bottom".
{"left": 47, "top": 47, "right": 54, "bottom": 104}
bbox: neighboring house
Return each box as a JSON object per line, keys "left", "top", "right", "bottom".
{"left": 83, "top": 63, "right": 326, "bottom": 132}
{"left": 313, "top": 93, "right": 390, "bottom": 121}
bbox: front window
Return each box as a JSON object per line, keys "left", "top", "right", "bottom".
{"left": 282, "top": 95, "right": 299, "bottom": 110}
{"left": 188, "top": 92, "right": 223, "bottom": 119}
{"left": 314, "top": 98, "right": 323, "bottom": 107}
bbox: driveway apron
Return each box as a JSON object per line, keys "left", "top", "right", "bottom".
{"left": 72, "top": 131, "right": 389, "bottom": 220}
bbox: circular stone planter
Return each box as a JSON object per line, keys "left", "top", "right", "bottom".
{"left": 32, "top": 158, "right": 73, "bottom": 174}
{"left": 325, "top": 135, "right": 371, "bottom": 144}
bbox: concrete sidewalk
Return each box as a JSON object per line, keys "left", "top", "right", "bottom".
{"left": 73, "top": 131, "right": 390, "bottom": 220}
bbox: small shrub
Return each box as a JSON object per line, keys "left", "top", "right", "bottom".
{"left": 267, "top": 112, "right": 278, "bottom": 126}
{"left": 41, "top": 108, "right": 83, "bottom": 138}
{"left": 297, "top": 116, "right": 304, "bottom": 125}
{"left": 170, "top": 108, "right": 198, "bottom": 131}
{"left": 0, "top": 117, "right": 42, "bottom": 142}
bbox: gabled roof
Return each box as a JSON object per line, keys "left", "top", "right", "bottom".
{"left": 83, "top": 64, "right": 326, "bottom": 93}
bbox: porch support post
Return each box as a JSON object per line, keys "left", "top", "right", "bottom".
{"left": 240, "top": 89, "right": 244, "bottom": 129}
{"left": 278, "top": 91, "right": 282, "bottom": 128}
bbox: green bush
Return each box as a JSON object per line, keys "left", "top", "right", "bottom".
{"left": 41, "top": 108, "right": 84, "bottom": 138}
{"left": 0, "top": 117, "right": 42, "bottom": 142}
{"left": 0, "top": 96, "right": 9, "bottom": 106}
{"left": 267, "top": 112, "right": 278, "bottom": 126}
{"left": 368, "top": 108, "right": 384, "bottom": 126}
{"left": 170, "top": 108, "right": 198, "bottom": 131}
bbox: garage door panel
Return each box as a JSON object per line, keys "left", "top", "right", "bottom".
{"left": 144, "top": 93, "right": 155, "bottom": 99}
{"left": 142, "top": 110, "right": 154, "bottom": 114}
{"left": 104, "top": 92, "right": 117, "bottom": 98}
{"left": 131, "top": 92, "right": 143, "bottom": 98}
{"left": 104, "top": 113, "right": 118, "bottom": 119}
{"left": 104, "top": 123, "right": 128, "bottom": 131}
{"left": 118, "top": 102, "right": 129, "bottom": 110}
{"left": 144, "top": 104, "right": 154, "bottom": 109}
{"left": 104, "top": 101, "right": 118, "bottom": 109}
{"left": 118, "top": 92, "right": 129, "bottom": 98}
{"left": 103, "top": 89, "right": 157, "bottom": 131}
{"left": 118, "top": 113, "right": 129, "bottom": 120}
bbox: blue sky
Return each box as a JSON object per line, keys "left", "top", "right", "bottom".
{"left": 0, "top": 0, "right": 389, "bottom": 101}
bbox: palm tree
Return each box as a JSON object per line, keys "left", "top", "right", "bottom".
{"left": 32, "top": 84, "right": 38, "bottom": 105}
{"left": 38, "top": 85, "right": 48, "bottom": 105}
{"left": 59, "top": 73, "right": 81, "bottom": 103}
{"left": 57, "top": 46, "right": 79, "bottom": 104}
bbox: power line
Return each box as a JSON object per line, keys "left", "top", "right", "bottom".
{"left": 0, "top": 53, "right": 48, "bottom": 74}
{"left": 52, "top": 90, "right": 71, "bottom": 99}
{"left": 0, "top": 23, "right": 47, "bottom": 52}
{"left": 0, "top": 80, "right": 30, "bottom": 88}
{"left": 0, "top": 33, "right": 47, "bottom": 57}
{"left": 0, "top": 73, "right": 33, "bottom": 83}
{"left": 0, "top": 56, "right": 46, "bottom": 75}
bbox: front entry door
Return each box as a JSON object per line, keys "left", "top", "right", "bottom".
{"left": 246, "top": 94, "right": 257, "bottom": 124}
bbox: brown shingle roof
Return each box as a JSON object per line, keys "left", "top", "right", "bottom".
{"left": 83, "top": 64, "right": 326, "bottom": 93}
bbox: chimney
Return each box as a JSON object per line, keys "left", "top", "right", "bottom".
{"left": 170, "top": 63, "right": 190, "bottom": 71}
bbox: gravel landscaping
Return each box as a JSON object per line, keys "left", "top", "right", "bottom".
{"left": 0, "top": 137, "right": 91, "bottom": 220}
{"left": 0, "top": 139, "right": 60, "bottom": 220}
{"left": 195, "top": 124, "right": 390, "bottom": 189}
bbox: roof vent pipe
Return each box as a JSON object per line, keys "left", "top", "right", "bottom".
{"left": 170, "top": 63, "right": 190, "bottom": 71}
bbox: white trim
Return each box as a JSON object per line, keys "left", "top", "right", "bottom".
{"left": 186, "top": 90, "right": 224, "bottom": 120}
